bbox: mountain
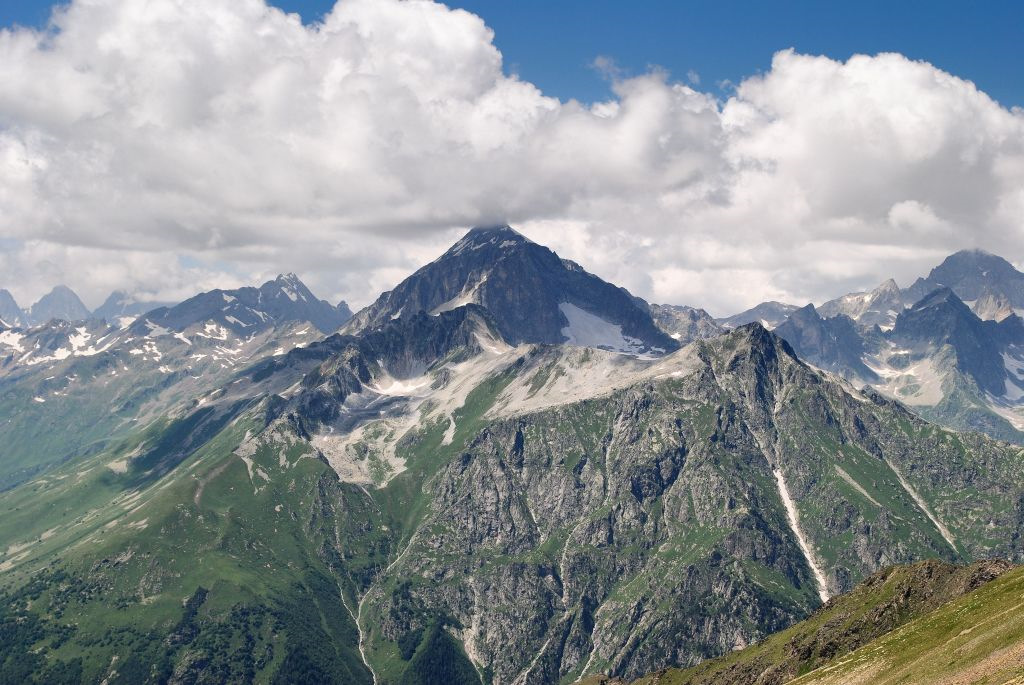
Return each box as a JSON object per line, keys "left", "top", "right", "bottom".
{"left": 818, "top": 278, "right": 904, "bottom": 329}
{"left": 141, "top": 273, "right": 350, "bottom": 336}
{"left": 773, "top": 305, "right": 877, "bottom": 380}
{"left": 888, "top": 287, "right": 1009, "bottom": 396}
{"left": 3, "top": 232, "right": 1024, "bottom": 684}
{"left": 767, "top": 252, "right": 1024, "bottom": 445}
{"left": 605, "top": 559, "right": 1018, "bottom": 685}
{"left": 904, "top": 249, "right": 1024, "bottom": 314}
{"left": 971, "top": 289, "right": 1015, "bottom": 321}
{"left": 27, "top": 285, "right": 90, "bottom": 324}
{"left": 2, "top": 312, "right": 1023, "bottom": 683}
{"left": 0, "top": 274, "right": 349, "bottom": 491}
{"left": 716, "top": 301, "right": 799, "bottom": 330}
{"left": 91, "top": 290, "right": 174, "bottom": 325}
{"left": 0, "top": 289, "right": 24, "bottom": 327}
{"left": 336, "top": 299, "right": 353, "bottom": 320}
{"left": 648, "top": 304, "right": 724, "bottom": 344}
{"left": 344, "top": 225, "right": 677, "bottom": 355}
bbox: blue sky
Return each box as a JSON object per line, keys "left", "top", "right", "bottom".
{"left": 4, "top": 0, "right": 1023, "bottom": 107}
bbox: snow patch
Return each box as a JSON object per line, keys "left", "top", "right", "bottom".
{"left": 368, "top": 375, "right": 432, "bottom": 396}
{"left": 773, "top": 466, "right": 830, "bottom": 603}
{"left": 864, "top": 349, "right": 945, "bottom": 406}
{"left": 558, "top": 302, "right": 645, "bottom": 355}
{"left": 1002, "top": 351, "right": 1024, "bottom": 401}
{"left": 0, "top": 329, "right": 24, "bottom": 352}
{"left": 432, "top": 274, "right": 488, "bottom": 314}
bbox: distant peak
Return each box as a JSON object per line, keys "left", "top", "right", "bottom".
{"left": 443, "top": 224, "right": 532, "bottom": 258}
{"left": 875, "top": 278, "right": 900, "bottom": 293}
{"left": 465, "top": 224, "right": 522, "bottom": 237}
{"left": 934, "top": 249, "right": 1014, "bottom": 273}
{"left": 953, "top": 248, "right": 996, "bottom": 258}
{"left": 792, "top": 303, "right": 822, "bottom": 319}
{"left": 914, "top": 286, "right": 966, "bottom": 310}
{"left": 264, "top": 273, "right": 310, "bottom": 293}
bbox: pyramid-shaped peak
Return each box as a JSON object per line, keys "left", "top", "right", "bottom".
{"left": 913, "top": 286, "right": 965, "bottom": 309}
{"left": 873, "top": 278, "right": 900, "bottom": 294}
{"left": 345, "top": 224, "right": 676, "bottom": 353}
{"left": 47, "top": 285, "right": 79, "bottom": 297}
{"left": 465, "top": 224, "right": 525, "bottom": 240}
{"left": 29, "top": 285, "right": 90, "bottom": 324}
{"left": 262, "top": 273, "right": 314, "bottom": 302}
{"left": 445, "top": 225, "right": 532, "bottom": 257}
{"left": 791, "top": 302, "right": 823, "bottom": 319}
{"left": 719, "top": 321, "right": 802, "bottom": 364}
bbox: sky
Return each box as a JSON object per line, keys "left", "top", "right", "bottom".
{"left": 0, "top": 0, "right": 1023, "bottom": 316}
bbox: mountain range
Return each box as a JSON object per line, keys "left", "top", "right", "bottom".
{"left": 731, "top": 250, "right": 1024, "bottom": 444}
{"left": 0, "top": 227, "right": 1022, "bottom": 684}
{"left": 0, "top": 277, "right": 352, "bottom": 331}
{"left": 0, "top": 274, "right": 351, "bottom": 491}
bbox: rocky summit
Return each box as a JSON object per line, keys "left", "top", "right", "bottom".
{"left": 344, "top": 225, "right": 678, "bottom": 355}
{"left": 0, "top": 228, "right": 1022, "bottom": 685}
{"left": 737, "top": 252, "right": 1024, "bottom": 446}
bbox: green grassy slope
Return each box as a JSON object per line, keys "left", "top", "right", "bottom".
{"left": 790, "top": 564, "right": 1024, "bottom": 685}
{"left": 603, "top": 560, "right": 1021, "bottom": 685}
{"left": 0, "top": 406, "right": 382, "bottom": 684}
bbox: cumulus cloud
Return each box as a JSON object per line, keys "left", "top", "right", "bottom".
{"left": 0, "top": 0, "right": 1022, "bottom": 315}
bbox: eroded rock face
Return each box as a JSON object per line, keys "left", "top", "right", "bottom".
{"left": 351, "top": 325, "right": 1024, "bottom": 682}
{"left": 649, "top": 304, "right": 724, "bottom": 345}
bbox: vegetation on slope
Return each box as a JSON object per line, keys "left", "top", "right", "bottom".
{"left": 584, "top": 559, "right": 1018, "bottom": 685}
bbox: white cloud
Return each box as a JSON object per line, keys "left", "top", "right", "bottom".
{"left": 0, "top": 1, "right": 1022, "bottom": 315}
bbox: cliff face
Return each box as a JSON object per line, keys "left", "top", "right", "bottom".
{"left": 327, "top": 324, "right": 1024, "bottom": 683}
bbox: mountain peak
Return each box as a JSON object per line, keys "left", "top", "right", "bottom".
{"left": 874, "top": 278, "right": 900, "bottom": 295}
{"left": 138, "top": 275, "right": 349, "bottom": 335}
{"left": 93, "top": 290, "right": 172, "bottom": 323}
{"left": 275, "top": 272, "right": 302, "bottom": 285}
{"left": 465, "top": 224, "right": 523, "bottom": 239}
{"left": 445, "top": 225, "right": 530, "bottom": 257}
{"left": 262, "top": 273, "right": 313, "bottom": 302}
{"left": 712, "top": 321, "right": 803, "bottom": 372}
{"left": 716, "top": 301, "right": 800, "bottom": 330}
{"left": 929, "top": 250, "right": 1020, "bottom": 285}
{"left": 793, "top": 302, "right": 821, "bottom": 318}
{"left": 913, "top": 286, "right": 968, "bottom": 311}
{"left": 0, "top": 288, "right": 22, "bottom": 327}
{"left": 29, "top": 285, "right": 90, "bottom": 324}
{"left": 345, "top": 224, "right": 676, "bottom": 353}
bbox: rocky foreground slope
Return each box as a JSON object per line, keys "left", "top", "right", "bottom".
{"left": 592, "top": 559, "right": 1021, "bottom": 685}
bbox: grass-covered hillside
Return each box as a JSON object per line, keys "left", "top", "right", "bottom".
{"left": 595, "top": 559, "right": 1022, "bottom": 685}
